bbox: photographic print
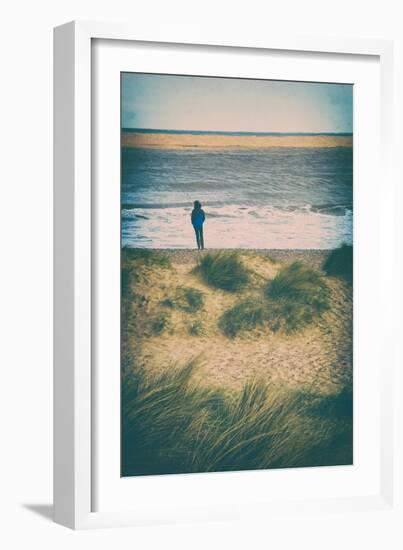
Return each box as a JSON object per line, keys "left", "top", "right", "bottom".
{"left": 121, "top": 73, "right": 353, "bottom": 477}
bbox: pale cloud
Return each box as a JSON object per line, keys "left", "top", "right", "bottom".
{"left": 121, "top": 73, "right": 352, "bottom": 133}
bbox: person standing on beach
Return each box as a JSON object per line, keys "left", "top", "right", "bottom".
{"left": 191, "top": 200, "right": 206, "bottom": 250}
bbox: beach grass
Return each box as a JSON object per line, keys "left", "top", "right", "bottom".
{"left": 121, "top": 248, "right": 171, "bottom": 298}
{"left": 150, "top": 311, "right": 171, "bottom": 335}
{"left": 121, "top": 360, "right": 352, "bottom": 477}
{"left": 303, "top": 385, "right": 353, "bottom": 419}
{"left": 323, "top": 244, "right": 353, "bottom": 285}
{"left": 218, "top": 298, "right": 266, "bottom": 337}
{"left": 122, "top": 246, "right": 171, "bottom": 268}
{"left": 161, "top": 286, "right": 204, "bottom": 313}
{"left": 218, "top": 261, "right": 330, "bottom": 337}
{"left": 196, "top": 251, "right": 250, "bottom": 292}
{"left": 188, "top": 320, "right": 205, "bottom": 336}
{"left": 265, "top": 261, "right": 330, "bottom": 333}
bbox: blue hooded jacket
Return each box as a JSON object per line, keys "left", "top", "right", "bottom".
{"left": 191, "top": 208, "right": 205, "bottom": 229}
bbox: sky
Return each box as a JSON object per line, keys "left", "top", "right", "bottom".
{"left": 121, "top": 73, "right": 353, "bottom": 133}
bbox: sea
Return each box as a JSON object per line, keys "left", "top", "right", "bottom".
{"left": 121, "top": 130, "right": 353, "bottom": 249}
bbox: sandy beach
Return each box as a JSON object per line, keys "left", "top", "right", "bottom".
{"left": 122, "top": 132, "right": 353, "bottom": 149}
{"left": 123, "top": 248, "right": 352, "bottom": 395}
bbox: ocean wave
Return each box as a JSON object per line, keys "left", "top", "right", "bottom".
{"left": 122, "top": 203, "right": 352, "bottom": 218}
{"left": 121, "top": 202, "right": 352, "bottom": 249}
{"left": 121, "top": 144, "right": 352, "bottom": 249}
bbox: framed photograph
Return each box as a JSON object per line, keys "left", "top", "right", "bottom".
{"left": 54, "top": 21, "right": 398, "bottom": 530}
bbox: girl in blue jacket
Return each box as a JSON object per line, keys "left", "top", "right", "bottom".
{"left": 191, "top": 200, "right": 206, "bottom": 250}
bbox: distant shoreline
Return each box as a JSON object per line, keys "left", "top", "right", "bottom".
{"left": 123, "top": 128, "right": 353, "bottom": 136}
{"left": 122, "top": 131, "right": 353, "bottom": 149}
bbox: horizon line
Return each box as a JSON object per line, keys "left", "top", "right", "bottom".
{"left": 122, "top": 127, "right": 353, "bottom": 136}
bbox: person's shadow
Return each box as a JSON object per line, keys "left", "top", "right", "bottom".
{"left": 23, "top": 504, "right": 53, "bottom": 522}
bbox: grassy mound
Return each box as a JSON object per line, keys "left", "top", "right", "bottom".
{"left": 150, "top": 311, "right": 171, "bottom": 335}
{"left": 218, "top": 262, "right": 330, "bottom": 337}
{"left": 188, "top": 320, "right": 204, "bottom": 336}
{"left": 121, "top": 361, "right": 352, "bottom": 476}
{"left": 323, "top": 244, "right": 353, "bottom": 285}
{"left": 218, "top": 298, "right": 266, "bottom": 337}
{"left": 265, "top": 262, "right": 330, "bottom": 333}
{"left": 122, "top": 361, "right": 218, "bottom": 476}
{"left": 305, "top": 386, "right": 353, "bottom": 419}
{"left": 196, "top": 251, "right": 249, "bottom": 292}
{"left": 161, "top": 286, "right": 204, "bottom": 313}
{"left": 121, "top": 248, "right": 172, "bottom": 367}
{"left": 122, "top": 247, "right": 171, "bottom": 268}
{"left": 121, "top": 248, "right": 171, "bottom": 298}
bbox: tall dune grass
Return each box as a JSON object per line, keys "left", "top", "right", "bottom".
{"left": 265, "top": 261, "right": 330, "bottom": 333}
{"left": 323, "top": 244, "right": 353, "bottom": 285}
{"left": 196, "top": 251, "right": 250, "bottom": 291}
{"left": 122, "top": 247, "right": 171, "bottom": 268}
{"left": 121, "top": 361, "right": 223, "bottom": 476}
{"left": 161, "top": 286, "right": 204, "bottom": 313}
{"left": 218, "top": 298, "right": 266, "bottom": 337}
{"left": 218, "top": 262, "right": 330, "bottom": 337}
{"left": 122, "top": 361, "right": 352, "bottom": 477}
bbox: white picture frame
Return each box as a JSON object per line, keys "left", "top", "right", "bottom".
{"left": 54, "top": 20, "right": 399, "bottom": 530}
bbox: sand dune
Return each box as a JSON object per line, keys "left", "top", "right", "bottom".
{"left": 124, "top": 249, "right": 352, "bottom": 394}
{"left": 122, "top": 132, "right": 353, "bottom": 149}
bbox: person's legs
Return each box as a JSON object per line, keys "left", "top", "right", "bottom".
{"left": 194, "top": 226, "right": 201, "bottom": 249}
{"left": 200, "top": 226, "right": 204, "bottom": 250}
